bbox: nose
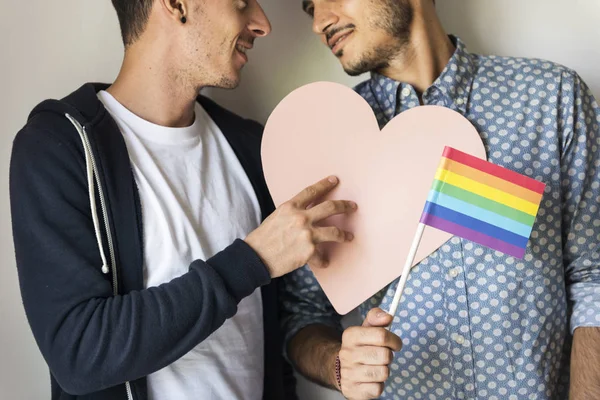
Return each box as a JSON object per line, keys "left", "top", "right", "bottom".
{"left": 249, "top": 1, "right": 272, "bottom": 37}
{"left": 312, "top": 3, "right": 339, "bottom": 35}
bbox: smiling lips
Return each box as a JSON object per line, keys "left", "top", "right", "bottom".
{"left": 236, "top": 41, "right": 252, "bottom": 54}
{"left": 235, "top": 41, "right": 253, "bottom": 63}
{"left": 328, "top": 30, "right": 353, "bottom": 54}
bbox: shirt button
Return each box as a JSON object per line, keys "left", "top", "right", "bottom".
{"left": 401, "top": 88, "right": 411, "bottom": 97}
{"left": 456, "top": 335, "right": 465, "bottom": 345}
{"left": 449, "top": 268, "right": 460, "bottom": 278}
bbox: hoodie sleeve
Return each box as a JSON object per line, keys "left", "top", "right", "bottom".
{"left": 9, "top": 120, "right": 270, "bottom": 395}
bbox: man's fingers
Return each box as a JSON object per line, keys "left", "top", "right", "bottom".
{"left": 345, "top": 365, "right": 390, "bottom": 383}
{"left": 307, "top": 250, "right": 328, "bottom": 269}
{"left": 343, "top": 327, "right": 402, "bottom": 351}
{"left": 357, "top": 383, "right": 385, "bottom": 399}
{"left": 308, "top": 199, "right": 357, "bottom": 222}
{"left": 312, "top": 226, "right": 354, "bottom": 244}
{"left": 341, "top": 346, "right": 394, "bottom": 366}
{"left": 338, "top": 310, "right": 400, "bottom": 400}
{"left": 292, "top": 176, "right": 339, "bottom": 208}
{"left": 362, "top": 308, "right": 393, "bottom": 328}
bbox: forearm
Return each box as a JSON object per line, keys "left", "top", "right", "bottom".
{"left": 288, "top": 324, "right": 343, "bottom": 390}
{"left": 570, "top": 327, "right": 600, "bottom": 399}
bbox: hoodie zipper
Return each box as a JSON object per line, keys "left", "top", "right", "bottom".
{"left": 66, "top": 114, "right": 133, "bottom": 400}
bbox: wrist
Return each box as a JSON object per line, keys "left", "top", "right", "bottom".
{"left": 243, "top": 235, "right": 273, "bottom": 277}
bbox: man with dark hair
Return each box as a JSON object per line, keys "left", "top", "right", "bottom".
{"left": 111, "top": 0, "right": 154, "bottom": 46}
{"left": 9, "top": 1, "right": 358, "bottom": 399}
{"left": 282, "top": 1, "right": 600, "bottom": 399}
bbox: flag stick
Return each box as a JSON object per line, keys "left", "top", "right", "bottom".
{"left": 386, "top": 222, "right": 426, "bottom": 328}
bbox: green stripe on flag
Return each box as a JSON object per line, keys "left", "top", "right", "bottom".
{"left": 431, "top": 180, "right": 536, "bottom": 226}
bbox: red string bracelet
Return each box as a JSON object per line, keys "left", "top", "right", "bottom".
{"left": 335, "top": 354, "right": 342, "bottom": 390}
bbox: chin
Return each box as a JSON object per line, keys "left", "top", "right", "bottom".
{"left": 340, "top": 58, "right": 363, "bottom": 76}
{"left": 220, "top": 77, "right": 241, "bottom": 90}
{"left": 337, "top": 50, "right": 357, "bottom": 69}
{"left": 211, "top": 70, "right": 241, "bottom": 90}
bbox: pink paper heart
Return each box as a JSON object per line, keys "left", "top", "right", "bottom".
{"left": 263, "top": 82, "right": 486, "bottom": 314}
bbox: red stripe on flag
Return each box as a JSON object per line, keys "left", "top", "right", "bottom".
{"left": 442, "top": 147, "right": 546, "bottom": 195}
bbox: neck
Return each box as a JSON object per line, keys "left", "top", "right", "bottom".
{"left": 107, "top": 40, "right": 199, "bottom": 128}
{"left": 378, "top": 5, "right": 455, "bottom": 96}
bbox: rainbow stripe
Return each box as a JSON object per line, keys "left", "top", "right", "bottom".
{"left": 420, "top": 147, "right": 546, "bottom": 259}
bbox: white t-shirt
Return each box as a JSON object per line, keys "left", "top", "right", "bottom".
{"left": 98, "top": 91, "right": 265, "bottom": 400}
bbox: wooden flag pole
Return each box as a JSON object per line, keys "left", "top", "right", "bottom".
{"left": 386, "top": 222, "right": 426, "bottom": 329}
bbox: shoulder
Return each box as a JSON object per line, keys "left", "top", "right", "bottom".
{"left": 14, "top": 83, "right": 106, "bottom": 160}
{"left": 472, "top": 53, "right": 579, "bottom": 89}
{"left": 13, "top": 101, "right": 86, "bottom": 166}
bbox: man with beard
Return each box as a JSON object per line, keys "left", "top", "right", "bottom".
{"left": 9, "top": 0, "right": 359, "bottom": 399}
{"left": 281, "top": 1, "right": 600, "bottom": 399}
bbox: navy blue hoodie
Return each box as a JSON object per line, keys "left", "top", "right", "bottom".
{"left": 9, "top": 83, "right": 296, "bottom": 400}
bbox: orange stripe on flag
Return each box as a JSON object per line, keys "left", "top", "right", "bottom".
{"left": 439, "top": 157, "right": 544, "bottom": 205}
{"left": 442, "top": 147, "right": 546, "bottom": 194}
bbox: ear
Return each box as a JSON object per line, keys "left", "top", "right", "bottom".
{"left": 156, "top": 0, "right": 189, "bottom": 23}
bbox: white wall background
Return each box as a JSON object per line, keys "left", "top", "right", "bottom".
{"left": 1, "top": 1, "right": 598, "bottom": 399}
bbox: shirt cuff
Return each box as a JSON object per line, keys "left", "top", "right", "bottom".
{"left": 206, "top": 239, "right": 271, "bottom": 303}
{"left": 569, "top": 282, "right": 600, "bottom": 334}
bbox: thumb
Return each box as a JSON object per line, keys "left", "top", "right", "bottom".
{"left": 362, "top": 308, "right": 393, "bottom": 327}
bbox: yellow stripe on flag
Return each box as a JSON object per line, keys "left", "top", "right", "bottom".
{"left": 435, "top": 168, "right": 540, "bottom": 216}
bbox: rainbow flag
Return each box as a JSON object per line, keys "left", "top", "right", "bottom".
{"left": 420, "top": 147, "right": 545, "bottom": 259}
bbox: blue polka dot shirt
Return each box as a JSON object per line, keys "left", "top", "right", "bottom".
{"left": 281, "top": 36, "right": 600, "bottom": 400}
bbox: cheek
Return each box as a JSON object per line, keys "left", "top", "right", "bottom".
{"left": 345, "top": 0, "right": 376, "bottom": 26}
{"left": 343, "top": 0, "right": 364, "bottom": 17}
{"left": 345, "top": 33, "right": 367, "bottom": 56}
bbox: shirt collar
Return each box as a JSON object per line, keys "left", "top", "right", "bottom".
{"left": 365, "top": 36, "right": 476, "bottom": 126}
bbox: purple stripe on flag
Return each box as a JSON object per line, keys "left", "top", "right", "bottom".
{"left": 421, "top": 213, "right": 526, "bottom": 259}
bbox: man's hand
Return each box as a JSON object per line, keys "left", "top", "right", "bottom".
{"left": 245, "top": 176, "right": 357, "bottom": 278}
{"left": 338, "top": 308, "right": 402, "bottom": 399}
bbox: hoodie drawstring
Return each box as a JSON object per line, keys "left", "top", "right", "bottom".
{"left": 65, "top": 113, "right": 110, "bottom": 275}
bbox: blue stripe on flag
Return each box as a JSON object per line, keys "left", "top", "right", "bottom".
{"left": 427, "top": 190, "right": 533, "bottom": 238}
{"left": 422, "top": 201, "right": 529, "bottom": 249}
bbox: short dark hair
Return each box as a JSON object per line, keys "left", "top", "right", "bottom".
{"left": 111, "top": 0, "right": 154, "bottom": 47}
